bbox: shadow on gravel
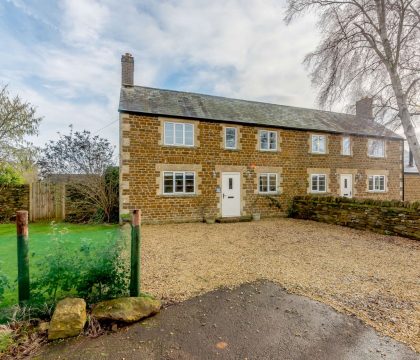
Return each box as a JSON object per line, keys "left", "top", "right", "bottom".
{"left": 37, "top": 281, "right": 419, "bottom": 360}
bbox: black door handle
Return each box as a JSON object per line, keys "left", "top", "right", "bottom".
{"left": 228, "top": 196, "right": 234, "bottom": 199}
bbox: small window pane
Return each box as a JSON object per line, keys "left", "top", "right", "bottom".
{"left": 369, "top": 139, "right": 384, "bottom": 157}
{"left": 368, "top": 176, "right": 373, "bottom": 191}
{"left": 164, "top": 123, "right": 174, "bottom": 145}
{"left": 379, "top": 176, "right": 384, "bottom": 190}
{"left": 260, "top": 131, "right": 268, "bottom": 150}
{"left": 164, "top": 172, "right": 173, "bottom": 193}
{"left": 342, "top": 137, "right": 351, "bottom": 155}
{"left": 269, "top": 174, "right": 277, "bottom": 192}
{"left": 175, "top": 173, "right": 184, "bottom": 192}
{"left": 319, "top": 137, "right": 325, "bottom": 153}
{"left": 259, "top": 175, "right": 268, "bottom": 192}
{"left": 312, "top": 176, "right": 318, "bottom": 191}
{"left": 229, "top": 177, "right": 233, "bottom": 189}
{"left": 185, "top": 124, "right": 194, "bottom": 146}
{"left": 185, "top": 173, "right": 194, "bottom": 193}
{"left": 225, "top": 128, "right": 236, "bottom": 149}
{"left": 269, "top": 132, "right": 277, "bottom": 150}
{"left": 175, "top": 123, "right": 183, "bottom": 145}
{"left": 318, "top": 175, "right": 326, "bottom": 191}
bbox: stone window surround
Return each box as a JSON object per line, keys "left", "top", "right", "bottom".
{"left": 367, "top": 138, "right": 387, "bottom": 158}
{"left": 220, "top": 125, "right": 242, "bottom": 150}
{"left": 156, "top": 164, "right": 202, "bottom": 196}
{"left": 341, "top": 135, "right": 353, "bottom": 156}
{"left": 308, "top": 133, "right": 329, "bottom": 154}
{"left": 158, "top": 117, "right": 200, "bottom": 148}
{"left": 215, "top": 165, "right": 247, "bottom": 217}
{"left": 253, "top": 166, "right": 283, "bottom": 195}
{"left": 365, "top": 169, "right": 389, "bottom": 193}
{"left": 255, "top": 129, "right": 281, "bottom": 152}
{"left": 307, "top": 168, "right": 331, "bottom": 194}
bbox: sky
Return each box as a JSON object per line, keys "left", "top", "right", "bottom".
{"left": 0, "top": 0, "right": 416, "bottom": 151}
{"left": 0, "top": 0, "right": 322, "bottom": 149}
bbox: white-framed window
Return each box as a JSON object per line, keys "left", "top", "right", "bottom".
{"left": 225, "top": 127, "right": 237, "bottom": 149}
{"left": 163, "top": 171, "right": 195, "bottom": 194}
{"left": 368, "top": 139, "right": 385, "bottom": 157}
{"left": 311, "top": 135, "right": 326, "bottom": 154}
{"left": 342, "top": 136, "right": 351, "bottom": 155}
{"left": 164, "top": 122, "right": 194, "bottom": 146}
{"left": 368, "top": 175, "right": 386, "bottom": 192}
{"left": 260, "top": 130, "right": 277, "bottom": 151}
{"left": 311, "top": 174, "right": 327, "bottom": 193}
{"left": 259, "top": 173, "right": 278, "bottom": 193}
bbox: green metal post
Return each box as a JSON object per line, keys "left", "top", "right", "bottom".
{"left": 130, "top": 209, "right": 141, "bottom": 297}
{"left": 16, "top": 210, "right": 30, "bottom": 304}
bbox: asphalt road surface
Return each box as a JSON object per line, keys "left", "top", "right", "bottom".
{"left": 37, "top": 281, "right": 419, "bottom": 360}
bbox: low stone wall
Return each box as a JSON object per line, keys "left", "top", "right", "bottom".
{"left": 289, "top": 195, "right": 420, "bottom": 240}
{"left": 0, "top": 185, "right": 30, "bottom": 222}
{"left": 404, "top": 173, "right": 420, "bottom": 202}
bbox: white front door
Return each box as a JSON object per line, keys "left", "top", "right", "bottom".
{"left": 340, "top": 174, "right": 353, "bottom": 198}
{"left": 221, "top": 172, "right": 241, "bottom": 217}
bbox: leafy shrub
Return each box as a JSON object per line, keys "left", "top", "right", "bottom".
{"left": 31, "top": 222, "right": 129, "bottom": 306}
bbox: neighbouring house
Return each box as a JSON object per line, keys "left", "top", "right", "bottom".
{"left": 404, "top": 149, "right": 420, "bottom": 201}
{"left": 118, "top": 53, "right": 405, "bottom": 223}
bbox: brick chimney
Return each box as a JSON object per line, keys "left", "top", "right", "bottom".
{"left": 121, "top": 53, "right": 134, "bottom": 86}
{"left": 356, "top": 97, "right": 373, "bottom": 119}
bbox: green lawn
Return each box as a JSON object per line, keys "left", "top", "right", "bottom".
{"left": 0, "top": 222, "right": 120, "bottom": 307}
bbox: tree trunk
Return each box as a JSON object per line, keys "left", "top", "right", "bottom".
{"left": 388, "top": 70, "right": 420, "bottom": 169}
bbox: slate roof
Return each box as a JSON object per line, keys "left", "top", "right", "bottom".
{"left": 119, "top": 85, "right": 402, "bottom": 139}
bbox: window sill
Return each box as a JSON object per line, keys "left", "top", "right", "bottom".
{"left": 310, "top": 152, "right": 327, "bottom": 155}
{"left": 224, "top": 147, "right": 240, "bottom": 151}
{"left": 258, "top": 192, "right": 280, "bottom": 196}
{"left": 367, "top": 190, "right": 387, "bottom": 193}
{"left": 161, "top": 145, "right": 196, "bottom": 149}
{"left": 160, "top": 194, "right": 197, "bottom": 197}
{"left": 259, "top": 149, "right": 279, "bottom": 153}
{"left": 367, "top": 155, "right": 385, "bottom": 159}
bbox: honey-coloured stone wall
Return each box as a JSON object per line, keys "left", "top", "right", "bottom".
{"left": 120, "top": 113, "right": 403, "bottom": 223}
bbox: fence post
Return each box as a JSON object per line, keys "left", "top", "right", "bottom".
{"left": 130, "top": 209, "right": 141, "bottom": 297}
{"left": 16, "top": 210, "right": 30, "bottom": 304}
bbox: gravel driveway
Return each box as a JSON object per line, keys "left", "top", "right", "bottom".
{"left": 138, "top": 218, "right": 419, "bottom": 352}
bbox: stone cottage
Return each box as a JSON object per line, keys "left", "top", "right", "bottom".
{"left": 119, "top": 53, "right": 404, "bottom": 223}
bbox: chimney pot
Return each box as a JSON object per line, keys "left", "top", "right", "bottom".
{"left": 121, "top": 53, "right": 134, "bottom": 86}
{"left": 356, "top": 97, "right": 373, "bottom": 119}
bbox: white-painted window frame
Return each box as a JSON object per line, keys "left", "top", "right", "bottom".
{"left": 164, "top": 122, "right": 194, "bottom": 147}
{"left": 163, "top": 171, "right": 196, "bottom": 195}
{"left": 311, "top": 174, "right": 327, "bottom": 193}
{"left": 258, "top": 173, "right": 278, "bottom": 194}
{"left": 311, "top": 134, "right": 326, "bottom": 154}
{"left": 368, "top": 175, "right": 386, "bottom": 192}
{"left": 259, "top": 130, "right": 277, "bottom": 151}
{"left": 368, "top": 139, "right": 385, "bottom": 158}
{"left": 224, "top": 127, "right": 237, "bottom": 149}
{"left": 342, "top": 136, "right": 351, "bottom": 156}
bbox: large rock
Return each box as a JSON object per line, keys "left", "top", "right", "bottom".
{"left": 48, "top": 298, "right": 86, "bottom": 340}
{"left": 92, "top": 296, "right": 161, "bottom": 323}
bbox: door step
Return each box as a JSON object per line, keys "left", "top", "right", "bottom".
{"left": 217, "top": 216, "right": 252, "bottom": 223}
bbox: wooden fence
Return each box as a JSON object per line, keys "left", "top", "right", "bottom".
{"left": 29, "top": 182, "right": 66, "bottom": 222}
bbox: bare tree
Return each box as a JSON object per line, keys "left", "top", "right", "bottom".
{"left": 38, "top": 126, "right": 118, "bottom": 223}
{"left": 285, "top": 0, "right": 420, "bottom": 167}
